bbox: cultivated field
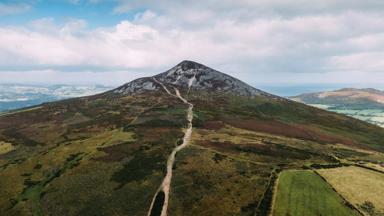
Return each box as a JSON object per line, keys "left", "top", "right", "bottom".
{"left": 360, "top": 163, "right": 384, "bottom": 173}
{"left": 272, "top": 170, "right": 359, "bottom": 216}
{"left": 318, "top": 166, "right": 384, "bottom": 215}
{"left": 329, "top": 108, "right": 384, "bottom": 128}
{"left": 309, "top": 105, "right": 384, "bottom": 128}
{"left": 0, "top": 141, "right": 14, "bottom": 154}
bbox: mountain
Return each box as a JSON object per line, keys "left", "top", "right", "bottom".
{"left": 1, "top": 61, "right": 383, "bottom": 216}
{"left": 290, "top": 88, "right": 384, "bottom": 127}
{"left": 0, "top": 84, "right": 112, "bottom": 112}
{"left": 114, "top": 61, "right": 269, "bottom": 97}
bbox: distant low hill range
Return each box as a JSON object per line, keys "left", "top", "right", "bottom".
{"left": 291, "top": 88, "right": 384, "bottom": 127}
{"left": 290, "top": 88, "right": 384, "bottom": 109}
{"left": 0, "top": 84, "right": 112, "bottom": 112}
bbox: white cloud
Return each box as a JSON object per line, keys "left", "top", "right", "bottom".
{"left": 133, "top": 10, "right": 157, "bottom": 23}
{"left": 0, "top": 3, "right": 31, "bottom": 16}
{"left": 0, "top": 13, "right": 366, "bottom": 66}
{"left": 1, "top": 1, "right": 384, "bottom": 86}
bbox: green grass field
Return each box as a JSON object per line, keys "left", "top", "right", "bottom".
{"left": 272, "top": 170, "right": 359, "bottom": 216}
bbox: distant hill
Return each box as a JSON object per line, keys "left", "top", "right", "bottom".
{"left": 0, "top": 84, "right": 112, "bottom": 112}
{"left": 290, "top": 88, "right": 384, "bottom": 127}
{"left": 290, "top": 88, "right": 384, "bottom": 109}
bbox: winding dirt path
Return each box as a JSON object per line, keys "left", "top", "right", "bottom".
{"left": 147, "top": 78, "right": 194, "bottom": 216}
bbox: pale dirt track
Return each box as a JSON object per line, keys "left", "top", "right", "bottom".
{"left": 147, "top": 78, "right": 194, "bottom": 216}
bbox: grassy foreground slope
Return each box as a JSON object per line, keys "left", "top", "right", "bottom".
{"left": 0, "top": 92, "right": 188, "bottom": 215}
{"left": 272, "top": 170, "right": 359, "bottom": 216}
{"left": 318, "top": 166, "right": 384, "bottom": 215}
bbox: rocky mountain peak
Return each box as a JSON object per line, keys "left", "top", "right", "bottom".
{"left": 177, "top": 60, "right": 202, "bottom": 71}
{"left": 163, "top": 60, "right": 211, "bottom": 78}
{"left": 114, "top": 60, "right": 273, "bottom": 97}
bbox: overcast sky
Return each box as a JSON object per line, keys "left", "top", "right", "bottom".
{"left": 1, "top": 0, "right": 384, "bottom": 88}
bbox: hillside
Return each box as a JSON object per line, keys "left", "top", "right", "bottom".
{"left": 291, "top": 88, "right": 384, "bottom": 127}
{"left": 1, "top": 61, "right": 383, "bottom": 216}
